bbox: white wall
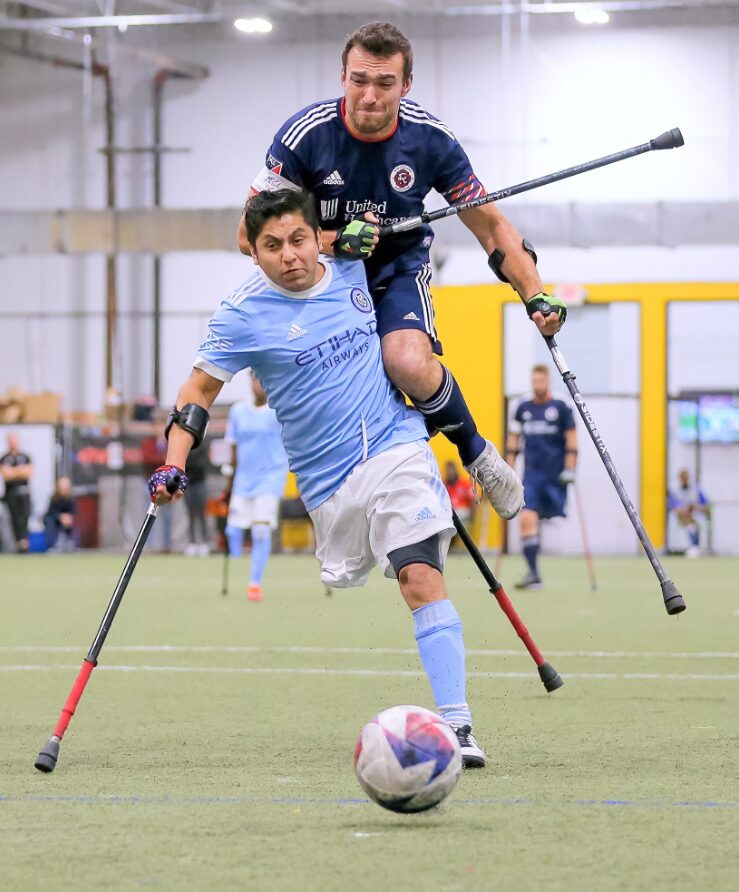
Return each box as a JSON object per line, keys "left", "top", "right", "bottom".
{"left": 1, "top": 15, "right": 738, "bottom": 413}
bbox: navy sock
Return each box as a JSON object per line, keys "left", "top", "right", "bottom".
{"left": 413, "top": 366, "right": 486, "bottom": 466}
{"left": 522, "top": 535, "right": 540, "bottom": 576}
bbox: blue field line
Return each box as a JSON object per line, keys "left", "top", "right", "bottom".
{"left": 1, "top": 794, "right": 735, "bottom": 810}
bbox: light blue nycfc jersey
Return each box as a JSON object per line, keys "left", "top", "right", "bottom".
{"left": 194, "top": 258, "right": 427, "bottom": 510}
{"left": 225, "top": 401, "right": 289, "bottom": 499}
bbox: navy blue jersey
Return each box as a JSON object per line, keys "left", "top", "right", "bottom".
{"left": 251, "top": 97, "right": 484, "bottom": 288}
{"left": 511, "top": 395, "right": 576, "bottom": 480}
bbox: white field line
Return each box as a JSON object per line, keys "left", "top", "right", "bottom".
{"left": 1, "top": 645, "right": 738, "bottom": 659}
{"left": 1, "top": 664, "right": 738, "bottom": 681}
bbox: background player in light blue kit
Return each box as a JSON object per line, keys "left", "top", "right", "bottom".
{"left": 506, "top": 364, "right": 578, "bottom": 589}
{"left": 237, "top": 21, "right": 570, "bottom": 520}
{"left": 152, "top": 188, "right": 487, "bottom": 767}
{"left": 225, "top": 374, "right": 289, "bottom": 601}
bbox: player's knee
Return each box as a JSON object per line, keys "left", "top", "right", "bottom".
{"left": 381, "top": 331, "right": 435, "bottom": 395}
{"left": 389, "top": 536, "right": 446, "bottom": 608}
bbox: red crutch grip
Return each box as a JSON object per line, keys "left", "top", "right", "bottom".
{"left": 53, "top": 659, "right": 96, "bottom": 740}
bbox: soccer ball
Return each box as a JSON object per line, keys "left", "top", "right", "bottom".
{"left": 354, "top": 705, "right": 462, "bottom": 813}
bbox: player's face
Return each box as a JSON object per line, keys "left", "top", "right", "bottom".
{"left": 341, "top": 48, "right": 411, "bottom": 139}
{"left": 531, "top": 371, "right": 551, "bottom": 401}
{"left": 251, "top": 212, "right": 323, "bottom": 292}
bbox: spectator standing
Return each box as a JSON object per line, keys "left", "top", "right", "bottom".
{"left": 0, "top": 433, "right": 34, "bottom": 553}
{"left": 183, "top": 442, "right": 210, "bottom": 556}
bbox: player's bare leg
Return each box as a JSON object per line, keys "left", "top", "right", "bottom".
{"left": 396, "top": 560, "right": 485, "bottom": 767}
{"left": 381, "top": 329, "right": 523, "bottom": 520}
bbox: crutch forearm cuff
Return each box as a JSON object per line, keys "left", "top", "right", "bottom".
{"left": 164, "top": 403, "right": 209, "bottom": 448}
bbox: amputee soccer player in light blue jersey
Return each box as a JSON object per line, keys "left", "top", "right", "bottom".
{"left": 150, "top": 189, "right": 489, "bottom": 767}
{"left": 225, "top": 374, "right": 289, "bottom": 601}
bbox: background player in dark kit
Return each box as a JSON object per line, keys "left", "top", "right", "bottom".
{"left": 506, "top": 365, "right": 578, "bottom": 589}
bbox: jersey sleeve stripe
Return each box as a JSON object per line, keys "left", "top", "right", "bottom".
{"left": 443, "top": 174, "right": 486, "bottom": 203}
{"left": 283, "top": 107, "right": 338, "bottom": 150}
{"left": 193, "top": 357, "right": 235, "bottom": 383}
{"left": 398, "top": 102, "right": 457, "bottom": 140}
{"left": 281, "top": 101, "right": 336, "bottom": 145}
{"left": 285, "top": 111, "right": 338, "bottom": 150}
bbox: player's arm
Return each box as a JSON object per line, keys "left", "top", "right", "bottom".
{"left": 558, "top": 427, "right": 578, "bottom": 486}
{"left": 505, "top": 431, "right": 521, "bottom": 468}
{"left": 151, "top": 368, "right": 223, "bottom": 505}
{"left": 459, "top": 203, "right": 562, "bottom": 336}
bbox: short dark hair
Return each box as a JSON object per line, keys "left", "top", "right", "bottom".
{"left": 342, "top": 22, "right": 413, "bottom": 83}
{"left": 245, "top": 189, "right": 319, "bottom": 244}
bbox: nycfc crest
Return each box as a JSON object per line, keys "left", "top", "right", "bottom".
{"left": 351, "top": 288, "right": 372, "bottom": 313}
{"left": 390, "top": 164, "right": 415, "bottom": 193}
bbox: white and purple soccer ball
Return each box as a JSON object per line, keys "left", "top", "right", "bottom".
{"left": 354, "top": 705, "right": 462, "bottom": 813}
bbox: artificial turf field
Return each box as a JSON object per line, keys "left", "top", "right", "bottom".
{"left": 1, "top": 551, "right": 737, "bottom": 891}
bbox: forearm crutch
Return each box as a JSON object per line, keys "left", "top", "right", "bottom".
{"left": 452, "top": 511, "right": 563, "bottom": 693}
{"left": 34, "top": 476, "right": 181, "bottom": 774}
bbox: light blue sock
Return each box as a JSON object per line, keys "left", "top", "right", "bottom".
{"left": 413, "top": 599, "right": 472, "bottom": 728}
{"left": 226, "top": 524, "right": 243, "bottom": 559}
{"left": 250, "top": 524, "right": 272, "bottom": 586}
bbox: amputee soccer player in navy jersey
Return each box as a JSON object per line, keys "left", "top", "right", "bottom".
{"left": 237, "top": 22, "right": 568, "bottom": 521}
{"left": 152, "top": 189, "right": 487, "bottom": 767}
{"left": 505, "top": 365, "right": 578, "bottom": 589}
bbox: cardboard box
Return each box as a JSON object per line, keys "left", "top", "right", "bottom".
{"left": 63, "top": 411, "right": 101, "bottom": 427}
{"left": 0, "top": 402, "right": 23, "bottom": 424}
{"left": 23, "top": 391, "right": 61, "bottom": 424}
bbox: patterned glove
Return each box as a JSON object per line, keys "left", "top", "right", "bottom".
{"left": 526, "top": 292, "right": 567, "bottom": 327}
{"left": 148, "top": 465, "right": 188, "bottom": 501}
{"left": 559, "top": 468, "right": 576, "bottom": 486}
{"left": 332, "top": 220, "right": 378, "bottom": 260}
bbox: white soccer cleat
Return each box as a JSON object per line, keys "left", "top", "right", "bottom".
{"left": 450, "top": 724, "right": 487, "bottom": 769}
{"left": 466, "top": 440, "right": 524, "bottom": 520}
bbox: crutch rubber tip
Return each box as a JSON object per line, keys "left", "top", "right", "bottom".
{"left": 34, "top": 738, "right": 60, "bottom": 773}
{"left": 538, "top": 662, "right": 564, "bottom": 692}
{"left": 661, "top": 579, "right": 687, "bottom": 615}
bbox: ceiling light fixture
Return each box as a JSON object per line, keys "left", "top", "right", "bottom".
{"left": 574, "top": 8, "right": 610, "bottom": 25}
{"left": 234, "top": 17, "right": 273, "bottom": 35}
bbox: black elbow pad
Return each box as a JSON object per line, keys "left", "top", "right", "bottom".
{"left": 164, "top": 403, "right": 210, "bottom": 449}
{"left": 488, "top": 238, "right": 538, "bottom": 284}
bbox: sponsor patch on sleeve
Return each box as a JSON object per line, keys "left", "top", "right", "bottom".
{"left": 250, "top": 166, "right": 301, "bottom": 194}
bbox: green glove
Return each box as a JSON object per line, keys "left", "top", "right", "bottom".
{"left": 332, "top": 220, "right": 378, "bottom": 260}
{"left": 526, "top": 292, "right": 567, "bottom": 327}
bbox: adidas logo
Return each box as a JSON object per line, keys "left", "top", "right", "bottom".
{"left": 403, "top": 311, "right": 420, "bottom": 321}
{"left": 414, "top": 506, "right": 436, "bottom": 522}
{"left": 287, "top": 324, "right": 307, "bottom": 342}
{"left": 322, "top": 170, "right": 344, "bottom": 185}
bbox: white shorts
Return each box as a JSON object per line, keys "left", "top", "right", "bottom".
{"left": 227, "top": 493, "right": 280, "bottom": 530}
{"left": 309, "top": 441, "right": 455, "bottom": 589}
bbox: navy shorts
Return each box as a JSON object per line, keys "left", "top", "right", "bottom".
{"left": 370, "top": 263, "right": 443, "bottom": 355}
{"left": 523, "top": 476, "right": 568, "bottom": 520}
